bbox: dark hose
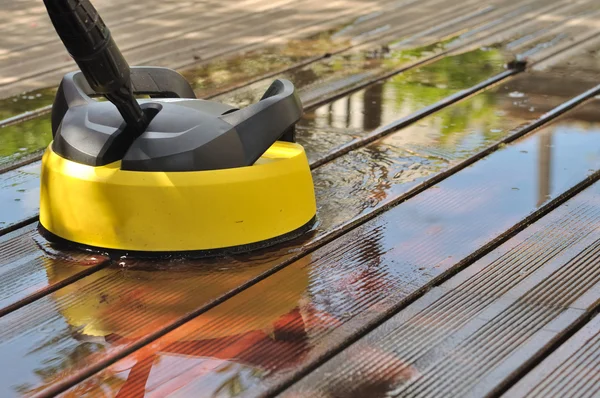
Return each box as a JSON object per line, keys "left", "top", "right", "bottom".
{"left": 43, "top": 0, "right": 148, "bottom": 133}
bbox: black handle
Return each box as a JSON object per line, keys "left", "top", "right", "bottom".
{"left": 43, "top": 0, "right": 147, "bottom": 133}
{"left": 220, "top": 79, "right": 303, "bottom": 165}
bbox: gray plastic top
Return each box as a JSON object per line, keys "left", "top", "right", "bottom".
{"left": 50, "top": 66, "right": 303, "bottom": 171}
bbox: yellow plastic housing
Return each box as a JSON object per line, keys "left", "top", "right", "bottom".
{"left": 39, "top": 141, "right": 316, "bottom": 253}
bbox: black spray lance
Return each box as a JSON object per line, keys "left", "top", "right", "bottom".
{"left": 43, "top": 0, "right": 148, "bottom": 134}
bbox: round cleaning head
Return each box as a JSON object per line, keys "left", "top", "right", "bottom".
{"left": 40, "top": 0, "right": 316, "bottom": 258}
{"left": 39, "top": 141, "right": 316, "bottom": 257}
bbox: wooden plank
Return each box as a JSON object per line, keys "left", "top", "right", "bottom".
{"left": 0, "top": 224, "right": 110, "bottom": 317}
{"left": 212, "top": 0, "right": 583, "bottom": 108}
{"left": 0, "top": 0, "right": 402, "bottom": 97}
{"left": 505, "top": 314, "right": 600, "bottom": 398}
{"left": 0, "top": 0, "right": 579, "bottom": 98}
{"left": 284, "top": 176, "right": 600, "bottom": 398}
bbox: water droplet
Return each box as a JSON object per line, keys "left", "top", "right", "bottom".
{"left": 509, "top": 91, "right": 525, "bottom": 98}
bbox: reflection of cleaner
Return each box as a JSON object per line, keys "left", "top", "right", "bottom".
{"left": 39, "top": 0, "right": 317, "bottom": 258}
{"left": 38, "top": 259, "right": 326, "bottom": 396}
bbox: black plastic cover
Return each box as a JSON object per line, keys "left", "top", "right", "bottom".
{"left": 51, "top": 67, "right": 303, "bottom": 171}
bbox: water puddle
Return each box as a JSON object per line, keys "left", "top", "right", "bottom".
{"left": 0, "top": 88, "right": 57, "bottom": 122}
{"left": 215, "top": 35, "right": 466, "bottom": 108}
{"left": 307, "top": 70, "right": 581, "bottom": 232}
{"left": 47, "top": 99, "right": 600, "bottom": 398}
{"left": 297, "top": 46, "right": 506, "bottom": 162}
{"left": 2, "top": 82, "right": 599, "bottom": 398}
{"left": 0, "top": 226, "right": 108, "bottom": 315}
{"left": 0, "top": 117, "right": 51, "bottom": 168}
{"left": 286, "top": 168, "right": 600, "bottom": 398}
{"left": 304, "top": 46, "right": 504, "bottom": 128}
{"left": 182, "top": 28, "right": 351, "bottom": 100}
{"left": 0, "top": 163, "right": 41, "bottom": 228}
{"left": 0, "top": 40, "right": 499, "bottom": 169}
{"left": 2, "top": 7, "right": 600, "bottom": 394}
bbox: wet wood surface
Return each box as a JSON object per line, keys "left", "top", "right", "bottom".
{"left": 1, "top": 0, "right": 600, "bottom": 397}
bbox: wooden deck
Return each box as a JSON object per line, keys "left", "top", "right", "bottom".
{"left": 2, "top": 0, "right": 600, "bottom": 396}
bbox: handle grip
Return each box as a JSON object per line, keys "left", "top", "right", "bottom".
{"left": 44, "top": 0, "right": 148, "bottom": 132}
{"left": 51, "top": 67, "right": 197, "bottom": 135}
{"left": 221, "top": 79, "right": 303, "bottom": 165}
